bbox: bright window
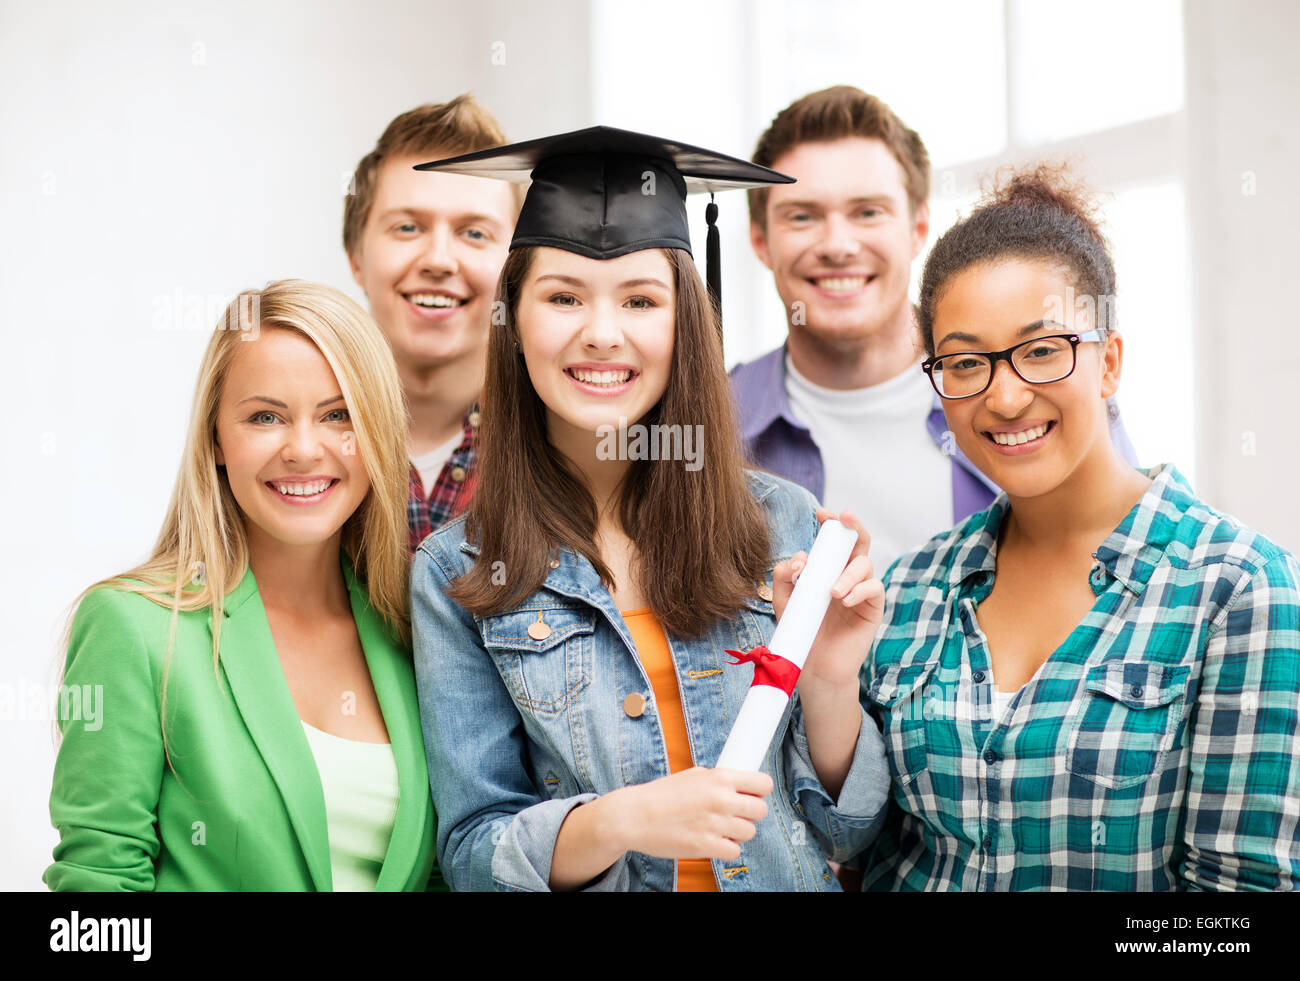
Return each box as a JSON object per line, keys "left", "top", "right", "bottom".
{"left": 1103, "top": 180, "right": 1193, "bottom": 476}
{"left": 1011, "top": 0, "right": 1184, "bottom": 145}
{"left": 767, "top": 0, "right": 1008, "bottom": 167}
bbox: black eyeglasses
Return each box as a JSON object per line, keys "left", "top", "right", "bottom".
{"left": 921, "top": 329, "right": 1107, "bottom": 400}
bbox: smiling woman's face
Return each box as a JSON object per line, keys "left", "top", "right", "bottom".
{"left": 931, "top": 257, "right": 1123, "bottom": 500}
{"left": 516, "top": 246, "right": 675, "bottom": 450}
{"left": 213, "top": 328, "right": 371, "bottom": 550}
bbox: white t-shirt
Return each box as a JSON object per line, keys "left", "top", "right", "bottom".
{"left": 784, "top": 353, "right": 953, "bottom": 578}
{"left": 410, "top": 431, "right": 462, "bottom": 498}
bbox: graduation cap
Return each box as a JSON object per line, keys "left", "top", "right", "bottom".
{"left": 413, "top": 125, "right": 794, "bottom": 333}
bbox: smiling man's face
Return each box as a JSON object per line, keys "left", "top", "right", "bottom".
{"left": 348, "top": 152, "right": 516, "bottom": 376}
{"left": 751, "top": 137, "right": 928, "bottom": 349}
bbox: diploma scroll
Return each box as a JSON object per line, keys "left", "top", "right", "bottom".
{"left": 714, "top": 519, "right": 859, "bottom": 771}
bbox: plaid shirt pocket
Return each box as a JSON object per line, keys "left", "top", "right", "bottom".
{"left": 867, "top": 658, "right": 942, "bottom": 788}
{"left": 1066, "top": 660, "right": 1191, "bottom": 792}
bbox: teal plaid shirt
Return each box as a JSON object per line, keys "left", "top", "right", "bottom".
{"left": 860, "top": 463, "right": 1300, "bottom": 891}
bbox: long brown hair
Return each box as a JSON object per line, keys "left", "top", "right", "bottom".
{"left": 448, "top": 247, "right": 769, "bottom": 637}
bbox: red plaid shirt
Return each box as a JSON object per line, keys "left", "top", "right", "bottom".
{"left": 407, "top": 403, "right": 480, "bottom": 558}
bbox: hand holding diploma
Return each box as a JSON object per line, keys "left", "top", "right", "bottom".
{"left": 777, "top": 509, "right": 886, "bottom": 688}
{"left": 553, "top": 510, "right": 881, "bottom": 885}
{"left": 784, "top": 509, "right": 886, "bottom": 801}
{"left": 715, "top": 509, "right": 884, "bottom": 799}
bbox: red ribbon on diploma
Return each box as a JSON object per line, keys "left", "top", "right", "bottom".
{"left": 725, "top": 645, "right": 801, "bottom": 697}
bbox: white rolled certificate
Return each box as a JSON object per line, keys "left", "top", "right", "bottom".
{"left": 714, "top": 518, "right": 859, "bottom": 771}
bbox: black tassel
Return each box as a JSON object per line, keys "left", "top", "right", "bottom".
{"left": 705, "top": 195, "right": 722, "bottom": 340}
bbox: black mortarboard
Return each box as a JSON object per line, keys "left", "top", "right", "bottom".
{"left": 414, "top": 125, "right": 794, "bottom": 332}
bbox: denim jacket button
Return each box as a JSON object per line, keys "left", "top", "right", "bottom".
{"left": 756, "top": 582, "right": 773, "bottom": 602}
{"left": 623, "top": 693, "right": 647, "bottom": 718}
{"left": 548, "top": 558, "right": 560, "bottom": 569}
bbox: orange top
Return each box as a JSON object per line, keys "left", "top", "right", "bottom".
{"left": 620, "top": 608, "right": 719, "bottom": 892}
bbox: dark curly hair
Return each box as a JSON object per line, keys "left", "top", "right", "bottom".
{"left": 917, "top": 162, "right": 1116, "bottom": 356}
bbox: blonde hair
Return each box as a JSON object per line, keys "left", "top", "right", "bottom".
{"left": 57, "top": 279, "right": 412, "bottom": 765}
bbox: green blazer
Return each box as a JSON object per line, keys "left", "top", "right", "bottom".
{"left": 45, "top": 551, "right": 444, "bottom": 891}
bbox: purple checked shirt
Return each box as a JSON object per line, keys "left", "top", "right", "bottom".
{"left": 728, "top": 344, "right": 1139, "bottom": 525}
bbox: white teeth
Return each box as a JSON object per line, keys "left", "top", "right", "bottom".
{"left": 816, "top": 276, "right": 868, "bottom": 291}
{"left": 570, "top": 368, "right": 632, "bottom": 386}
{"left": 274, "top": 479, "right": 330, "bottom": 496}
{"left": 990, "top": 423, "right": 1049, "bottom": 446}
{"left": 408, "top": 293, "right": 461, "bottom": 308}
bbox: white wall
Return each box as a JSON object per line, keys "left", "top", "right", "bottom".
{"left": 463, "top": 0, "right": 593, "bottom": 139}
{"left": 1184, "top": 0, "right": 1300, "bottom": 550}
{"left": 0, "top": 0, "right": 592, "bottom": 889}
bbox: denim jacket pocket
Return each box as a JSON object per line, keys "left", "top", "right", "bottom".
{"left": 1066, "top": 660, "right": 1190, "bottom": 792}
{"left": 480, "top": 605, "right": 595, "bottom": 716}
{"left": 865, "top": 658, "right": 940, "bottom": 787}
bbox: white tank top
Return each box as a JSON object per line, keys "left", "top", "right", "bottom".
{"left": 986, "top": 660, "right": 1047, "bottom": 721}
{"left": 300, "top": 720, "right": 400, "bottom": 891}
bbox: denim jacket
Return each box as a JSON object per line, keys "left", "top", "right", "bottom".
{"left": 410, "top": 469, "right": 890, "bottom": 891}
